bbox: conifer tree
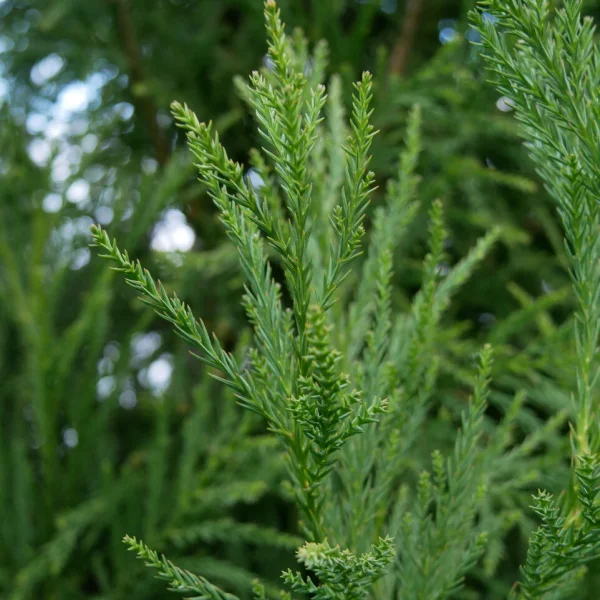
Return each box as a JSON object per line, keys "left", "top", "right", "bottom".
{"left": 5, "top": 0, "right": 600, "bottom": 597}
{"left": 91, "top": 2, "right": 595, "bottom": 598}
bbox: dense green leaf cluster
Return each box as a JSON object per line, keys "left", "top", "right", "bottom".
{"left": 88, "top": 2, "right": 600, "bottom": 599}
{"left": 5, "top": 0, "right": 600, "bottom": 598}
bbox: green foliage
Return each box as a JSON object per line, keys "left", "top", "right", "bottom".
{"left": 89, "top": 1, "right": 600, "bottom": 598}
{"left": 125, "top": 535, "right": 239, "bottom": 600}
{"left": 472, "top": 0, "right": 600, "bottom": 457}
{"left": 284, "top": 537, "right": 395, "bottom": 600}
{"left": 6, "top": 0, "right": 600, "bottom": 598}
{"left": 518, "top": 459, "right": 600, "bottom": 599}
{"left": 471, "top": 0, "right": 600, "bottom": 596}
{"left": 0, "top": 94, "right": 291, "bottom": 600}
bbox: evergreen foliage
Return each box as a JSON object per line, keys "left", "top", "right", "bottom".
{"left": 0, "top": 94, "right": 293, "bottom": 599}
{"left": 89, "top": 1, "right": 600, "bottom": 598}
{"left": 5, "top": 0, "right": 600, "bottom": 598}
{"left": 472, "top": 0, "right": 600, "bottom": 596}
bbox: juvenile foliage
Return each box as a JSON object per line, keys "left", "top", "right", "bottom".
{"left": 284, "top": 537, "right": 395, "bottom": 600}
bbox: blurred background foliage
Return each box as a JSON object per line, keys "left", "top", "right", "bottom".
{"left": 2, "top": 0, "right": 600, "bottom": 598}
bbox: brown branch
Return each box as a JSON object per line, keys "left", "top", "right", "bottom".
{"left": 114, "top": 0, "right": 170, "bottom": 166}
{"left": 388, "top": 0, "right": 425, "bottom": 76}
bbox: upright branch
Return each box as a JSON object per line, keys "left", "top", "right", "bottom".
{"left": 471, "top": 1, "right": 600, "bottom": 595}
{"left": 94, "top": 0, "right": 383, "bottom": 546}
{"left": 320, "top": 73, "right": 377, "bottom": 311}
{"left": 472, "top": 0, "right": 600, "bottom": 456}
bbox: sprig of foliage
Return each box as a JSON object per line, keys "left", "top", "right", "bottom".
{"left": 90, "top": 226, "right": 255, "bottom": 409}
{"left": 472, "top": 0, "right": 600, "bottom": 456}
{"left": 518, "top": 458, "right": 600, "bottom": 599}
{"left": 91, "top": 2, "right": 575, "bottom": 599}
{"left": 472, "top": 0, "right": 600, "bottom": 595}
{"left": 283, "top": 537, "right": 395, "bottom": 600}
{"left": 394, "top": 346, "right": 492, "bottom": 600}
{"left": 124, "top": 535, "right": 239, "bottom": 600}
{"left": 94, "top": 0, "right": 383, "bottom": 547}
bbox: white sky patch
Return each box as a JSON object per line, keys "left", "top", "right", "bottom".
{"left": 51, "top": 155, "right": 71, "bottom": 182}
{"left": 151, "top": 209, "right": 195, "bottom": 252}
{"left": 438, "top": 19, "right": 458, "bottom": 45}
{"left": 147, "top": 355, "right": 174, "bottom": 396}
{"left": 482, "top": 12, "right": 498, "bottom": 25}
{"left": 45, "top": 120, "right": 69, "bottom": 139}
{"left": 95, "top": 205, "right": 114, "bottom": 225}
{"left": 131, "top": 331, "right": 162, "bottom": 365}
{"left": 57, "top": 81, "right": 91, "bottom": 113}
{"left": 141, "top": 157, "right": 158, "bottom": 175}
{"left": 246, "top": 168, "right": 265, "bottom": 190}
{"left": 30, "top": 53, "right": 65, "bottom": 86}
{"left": 113, "top": 102, "right": 134, "bottom": 121}
{"left": 97, "top": 375, "right": 116, "bottom": 400}
{"left": 156, "top": 111, "right": 170, "bottom": 128}
{"left": 62, "top": 428, "right": 79, "bottom": 448}
{"left": 97, "top": 356, "right": 114, "bottom": 375}
{"left": 496, "top": 96, "right": 515, "bottom": 112}
{"left": 439, "top": 27, "right": 458, "bottom": 44}
{"left": 70, "top": 118, "right": 88, "bottom": 136}
{"left": 42, "top": 193, "right": 63, "bottom": 213}
{"left": 26, "top": 113, "right": 47, "bottom": 134}
{"left": 262, "top": 54, "right": 275, "bottom": 71}
{"left": 119, "top": 389, "right": 137, "bottom": 409}
{"left": 85, "top": 165, "right": 105, "bottom": 183}
{"left": 81, "top": 133, "right": 97, "bottom": 153}
{"left": 0, "top": 78, "right": 8, "bottom": 101}
{"left": 73, "top": 215, "right": 94, "bottom": 234}
{"left": 70, "top": 247, "right": 90, "bottom": 270}
{"left": 104, "top": 341, "right": 121, "bottom": 361}
{"left": 66, "top": 178, "right": 90, "bottom": 204}
{"left": 28, "top": 138, "right": 52, "bottom": 166}
{"left": 0, "top": 36, "right": 15, "bottom": 54}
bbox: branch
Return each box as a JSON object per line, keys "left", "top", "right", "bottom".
{"left": 113, "top": 0, "right": 170, "bottom": 166}
{"left": 388, "top": 0, "right": 426, "bottom": 76}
